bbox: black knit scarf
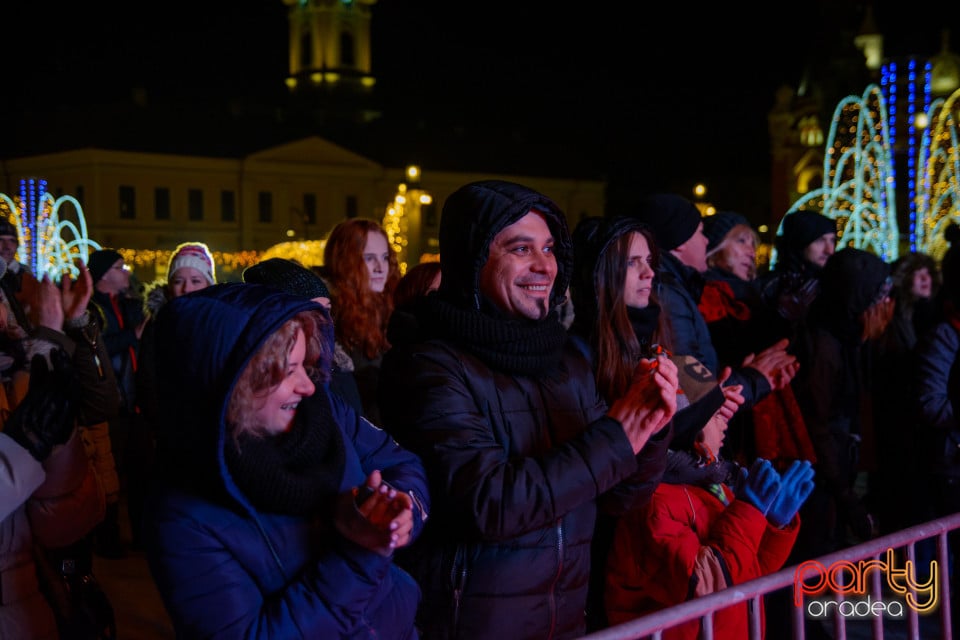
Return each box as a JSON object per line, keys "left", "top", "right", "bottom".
{"left": 424, "top": 296, "right": 567, "bottom": 376}
{"left": 224, "top": 393, "right": 346, "bottom": 515}
{"left": 627, "top": 303, "right": 661, "bottom": 354}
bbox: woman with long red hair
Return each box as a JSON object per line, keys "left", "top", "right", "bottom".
{"left": 323, "top": 218, "right": 400, "bottom": 424}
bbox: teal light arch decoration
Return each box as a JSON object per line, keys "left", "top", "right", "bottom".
{"left": 915, "top": 87, "right": 960, "bottom": 261}
{"left": 0, "top": 178, "right": 102, "bottom": 279}
{"left": 771, "top": 84, "right": 899, "bottom": 267}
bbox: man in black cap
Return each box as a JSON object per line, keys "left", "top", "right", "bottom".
{"left": 759, "top": 210, "right": 838, "bottom": 331}
{"left": 633, "top": 193, "right": 798, "bottom": 411}
{"left": 87, "top": 248, "right": 146, "bottom": 556}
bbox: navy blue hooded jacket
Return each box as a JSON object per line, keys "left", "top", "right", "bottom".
{"left": 143, "top": 283, "right": 429, "bottom": 639}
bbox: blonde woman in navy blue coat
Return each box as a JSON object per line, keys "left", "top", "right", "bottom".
{"left": 144, "top": 283, "right": 429, "bottom": 639}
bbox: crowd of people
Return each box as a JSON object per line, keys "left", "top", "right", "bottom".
{"left": 1, "top": 179, "right": 958, "bottom": 639}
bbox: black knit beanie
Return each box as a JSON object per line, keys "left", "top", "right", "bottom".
{"left": 87, "top": 249, "right": 124, "bottom": 284}
{"left": 243, "top": 258, "right": 331, "bottom": 300}
{"left": 703, "top": 211, "right": 750, "bottom": 254}
{"left": 818, "top": 247, "right": 891, "bottom": 319}
{"left": 781, "top": 211, "right": 836, "bottom": 253}
{"left": 633, "top": 194, "right": 703, "bottom": 251}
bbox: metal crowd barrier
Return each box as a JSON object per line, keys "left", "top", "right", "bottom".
{"left": 582, "top": 512, "right": 960, "bottom": 640}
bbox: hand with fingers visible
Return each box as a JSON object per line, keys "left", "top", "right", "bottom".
{"left": 609, "top": 353, "right": 679, "bottom": 454}
{"left": 741, "top": 338, "right": 798, "bottom": 391}
{"left": 335, "top": 469, "right": 414, "bottom": 556}
{"left": 61, "top": 260, "right": 94, "bottom": 321}
{"left": 715, "top": 366, "right": 745, "bottom": 422}
{"left": 766, "top": 460, "right": 815, "bottom": 528}
{"left": 32, "top": 274, "right": 65, "bottom": 332}
{"left": 736, "top": 458, "right": 782, "bottom": 516}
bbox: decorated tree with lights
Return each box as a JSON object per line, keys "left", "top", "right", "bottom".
{"left": 0, "top": 178, "right": 101, "bottom": 279}
{"left": 915, "top": 87, "right": 960, "bottom": 260}
{"left": 776, "top": 84, "right": 899, "bottom": 266}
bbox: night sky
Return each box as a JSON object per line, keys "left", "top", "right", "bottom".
{"left": 3, "top": 1, "right": 960, "bottom": 219}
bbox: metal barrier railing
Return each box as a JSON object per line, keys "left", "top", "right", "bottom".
{"left": 582, "top": 512, "right": 960, "bottom": 640}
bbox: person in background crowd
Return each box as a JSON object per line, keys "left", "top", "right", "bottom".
{"left": 379, "top": 180, "right": 678, "bottom": 639}
{"left": 86, "top": 248, "right": 147, "bottom": 558}
{"left": 387, "top": 261, "right": 443, "bottom": 351}
{"left": 569, "top": 214, "right": 743, "bottom": 631}
{"left": 699, "top": 211, "right": 815, "bottom": 470}
{"left": 137, "top": 242, "right": 217, "bottom": 527}
{"left": 144, "top": 283, "right": 429, "bottom": 638}
{"left": 604, "top": 413, "right": 813, "bottom": 640}
{"left": 632, "top": 194, "right": 799, "bottom": 412}
{"left": 1, "top": 261, "right": 120, "bottom": 639}
{"left": 0, "top": 217, "right": 39, "bottom": 331}
{"left": 916, "top": 223, "right": 960, "bottom": 622}
{"left": 759, "top": 210, "right": 837, "bottom": 337}
{"left": 871, "top": 250, "right": 940, "bottom": 536}
{"left": 791, "top": 247, "right": 893, "bottom": 561}
{"left": 243, "top": 257, "right": 365, "bottom": 416}
{"left": 322, "top": 218, "right": 400, "bottom": 425}
{"left": 887, "top": 251, "right": 939, "bottom": 352}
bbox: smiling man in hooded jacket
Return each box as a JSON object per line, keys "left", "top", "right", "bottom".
{"left": 379, "top": 180, "right": 678, "bottom": 639}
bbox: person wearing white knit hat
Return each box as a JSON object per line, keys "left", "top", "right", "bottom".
{"left": 166, "top": 242, "right": 216, "bottom": 297}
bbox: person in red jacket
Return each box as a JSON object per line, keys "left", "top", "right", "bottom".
{"left": 605, "top": 412, "right": 814, "bottom": 639}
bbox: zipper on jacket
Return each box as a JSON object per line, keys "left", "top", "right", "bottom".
{"left": 546, "top": 519, "right": 564, "bottom": 639}
{"left": 451, "top": 545, "right": 467, "bottom": 633}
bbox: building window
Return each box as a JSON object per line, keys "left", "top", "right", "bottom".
{"left": 119, "top": 185, "right": 136, "bottom": 219}
{"left": 188, "top": 189, "right": 203, "bottom": 221}
{"left": 303, "top": 193, "right": 317, "bottom": 224}
{"left": 258, "top": 191, "right": 273, "bottom": 223}
{"left": 155, "top": 188, "right": 170, "bottom": 220}
{"left": 221, "top": 190, "right": 236, "bottom": 222}
{"left": 300, "top": 33, "right": 312, "bottom": 69}
{"left": 339, "top": 32, "right": 355, "bottom": 67}
{"left": 345, "top": 195, "right": 358, "bottom": 219}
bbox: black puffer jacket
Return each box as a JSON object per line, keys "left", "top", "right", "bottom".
{"left": 379, "top": 181, "right": 644, "bottom": 639}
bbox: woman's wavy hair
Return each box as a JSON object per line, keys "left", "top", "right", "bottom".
{"left": 323, "top": 219, "right": 400, "bottom": 359}
{"left": 227, "top": 311, "right": 329, "bottom": 439}
{"left": 593, "top": 227, "right": 673, "bottom": 401}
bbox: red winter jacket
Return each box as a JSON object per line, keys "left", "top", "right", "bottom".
{"left": 605, "top": 477, "right": 798, "bottom": 640}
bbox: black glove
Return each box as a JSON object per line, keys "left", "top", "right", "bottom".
{"left": 3, "top": 349, "right": 77, "bottom": 461}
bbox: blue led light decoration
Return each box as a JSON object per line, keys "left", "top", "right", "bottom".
{"left": 0, "top": 179, "right": 102, "bottom": 279}
{"left": 771, "top": 84, "right": 899, "bottom": 268}
{"left": 915, "top": 87, "right": 960, "bottom": 261}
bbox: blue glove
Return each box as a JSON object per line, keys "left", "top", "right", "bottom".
{"left": 737, "top": 459, "right": 781, "bottom": 516}
{"left": 767, "top": 460, "right": 815, "bottom": 528}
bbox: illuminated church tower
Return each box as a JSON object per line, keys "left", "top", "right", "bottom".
{"left": 282, "top": 0, "right": 381, "bottom": 123}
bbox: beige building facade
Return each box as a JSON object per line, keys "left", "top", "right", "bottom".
{"left": 1, "top": 138, "right": 605, "bottom": 281}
